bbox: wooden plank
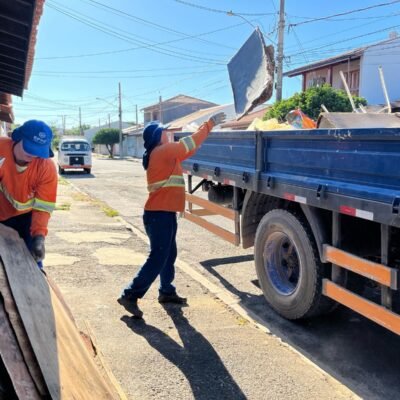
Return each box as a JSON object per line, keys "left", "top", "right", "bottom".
{"left": 186, "top": 193, "right": 236, "bottom": 220}
{"left": 183, "top": 211, "right": 238, "bottom": 245}
{"left": 323, "top": 279, "right": 400, "bottom": 335}
{"left": 0, "top": 224, "right": 120, "bottom": 399}
{"left": 323, "top": 245, "right": 397, "bottom": 289}
{"left": 0, "top": 263, "right": 47, "bottom": 396}
{"left": 188, "top": 208, "right": 216, "bottom": 217}
{"left": 84, "top": 321, "right": 128, "bottom": 400}
{"left": 0, "top": 301, "right": 41, "bottom": 399}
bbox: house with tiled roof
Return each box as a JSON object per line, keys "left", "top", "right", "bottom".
{"left": 141, "top": 94, "right": 217, "bottom": 125}
{"left": 284, "top": 34, "right": 400, "bottom": 105}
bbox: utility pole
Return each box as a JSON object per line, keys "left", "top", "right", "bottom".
{"left": 62, "top": 115, "right": 66, "bottom": 135}
{"left": 79, "top": 107, "right": 83, "bottom": 135}
{"left": 135, "top": 105, "right": 138, "bottom": 127}
{"left": 118, "top": 82, "right": 123, "bottom": 158}
{"left": 159, "top": 95, "right": 163, "bottom": 123}
{"left": 276, "top": 0, "right": 285, "bottom": 102}
{"left": 108, "top": 113, "right": 111, "bottom": 128}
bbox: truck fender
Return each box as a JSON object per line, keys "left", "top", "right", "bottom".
{"left": 300, "top": 204, "right": 329, "bottom": 262}
{"left": 241, "top": 191, "right": 283, "bottom": 249}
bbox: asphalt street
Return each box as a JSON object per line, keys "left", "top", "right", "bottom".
{"left": 61, "top": 155, "right": 400, "bottom": 400}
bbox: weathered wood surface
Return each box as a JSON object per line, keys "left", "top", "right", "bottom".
{"left": 0, "top": 264, "right": 47, "bottom": 396}
{"left": 0, "top": 224, "right": 120, "bottom": 399}
{"left": 0, "top": 301, "right": 41, "bottom": 399}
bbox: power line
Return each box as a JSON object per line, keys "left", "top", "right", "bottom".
{"left": 46, "top": 1, "right": 226, "bottom": 65}
{"left": 84, "top": 0, "right": 236, "bottom": 51}
{"left": 287, "top": 10, "right": 400, "bottom": 22}
{"left": 39, "top": 2, "right": 247, "bottom": 61}
{"left": 32, "top": 68, "right": 224, "bottom": 79}
{"left": 37, "top": 17, "right": 248, "bottom": 61}
{"left": 286, "top": 24, "right": 400, "bottom": 58}
{"left": 289, "top": 0, "right": 400, "bottom": 27}
{"left": 172, "top": 0, "right": 274, "bottom": 16}
{"left": 284, "top": 10, "right": 400, "bottom": 52}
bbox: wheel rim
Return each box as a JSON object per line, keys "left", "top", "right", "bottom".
{"left": 263, "top": 231, "right": 300, "bottom": 296}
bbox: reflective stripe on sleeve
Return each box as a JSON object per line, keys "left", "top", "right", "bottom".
{"left": 33, "top": 198, "right": 56, "bottom": 213}
{"left": 147, "top": 175, "right": 185, "bottom": 193}
{"left": 180, "top": 136, "right": 196, "bottom": 152}
{"left": 0, "top": 183, "right": 55, "bottom": 213}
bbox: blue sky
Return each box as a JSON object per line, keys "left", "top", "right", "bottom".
{"left": 13, "top": 0, "right": 400, "bottom": 129}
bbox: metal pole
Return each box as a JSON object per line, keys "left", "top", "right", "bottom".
{"left": 62, "top": 115, "right": 66, "bottom": 135}
{"left": 135, "top": 105, "right": 138, "bottom": 127}
{"left": 118, "top": 82, "right": 123, "bottom": 158}
{"left": 79, "top": 107, "right": 82, "bottom": 135}
{"left": 276, "top": 0, "right": 285, "bottom": 102}
{"left": 159, "top": 95, "right": 163, "bottom": 123}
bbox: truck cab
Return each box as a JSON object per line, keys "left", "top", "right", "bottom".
{"left": 57, "top": 137, "right": 92, "bottom": 175}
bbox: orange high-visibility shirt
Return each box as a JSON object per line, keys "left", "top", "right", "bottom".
{"left": 0, "top": 137, "right": 58, "bottom": 236}
{"left": 144, "top": 121, "right": 213, "bottom": 212}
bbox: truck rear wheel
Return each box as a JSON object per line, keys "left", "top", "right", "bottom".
{"left": 58, "top": 166, "right": 64, "bottom": 175}
{"left": 254, "top": 209, "right": 334, "bottom": 320}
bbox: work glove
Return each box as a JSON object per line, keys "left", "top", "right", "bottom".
{"left": 209, "top": 112, "right": 226, "bottom": 127}
{"left": 31, "top": 235, "right": 45, "bottom": 262}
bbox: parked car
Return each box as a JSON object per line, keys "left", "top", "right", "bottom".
{"left": 57, "top": 137, "right": 92, "bottom": 175}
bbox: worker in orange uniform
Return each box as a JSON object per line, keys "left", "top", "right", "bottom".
{"left": 0, "top": 120, "right": 57, "bottom": 268}
{"left": 119, "top": 112, "right": 226, "bottom": 318}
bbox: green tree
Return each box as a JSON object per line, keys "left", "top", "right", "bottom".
{"left": 65, "top": 124, "right": 91, "bottom": 136}
{"left": 50, "top": 125, "right": 61, "bottom": 151}
{"left": 264, "top": 84, "right": 367, "bottom": 121}
{"left": 92, "top": 128, "right": 119, "bottom": 158}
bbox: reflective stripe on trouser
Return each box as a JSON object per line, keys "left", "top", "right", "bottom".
{"left": 147, "top": 175, "right": 185, "bottom": 193}
{"left": 180, "top": 136, "right": 196, "bottom": 152}
{"left": 0, "top": 184, "right": 55, "bottom": 213}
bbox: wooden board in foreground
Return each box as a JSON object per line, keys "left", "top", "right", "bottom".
{"left": 0, "top": 224, "right": 121, "bottom": 399}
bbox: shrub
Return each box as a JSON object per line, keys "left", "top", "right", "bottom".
{"left": 264, "top": 84, "right": 367, "bottom": 121}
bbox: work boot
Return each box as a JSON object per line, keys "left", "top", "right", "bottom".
{"left": 117, "top": 296, "right": 143, "bottom": 319}
{"left": 158, "top": 293, "right": 187, "bottom": 304}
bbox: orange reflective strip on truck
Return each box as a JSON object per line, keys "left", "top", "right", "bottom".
{"left": 323, "top": 280, "right": 400, "bottom": 335}
{"left": 323, "top": 245, "right": 397, "bottom": 289}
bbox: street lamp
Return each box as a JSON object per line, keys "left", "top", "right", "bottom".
{"left": 226, "top": 11, "right": 257, "bottom": 30}
{"left": 96, "top": 93, "right": 123, "bottom": 158}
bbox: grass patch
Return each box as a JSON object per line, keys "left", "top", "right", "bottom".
{"left": 58, "top": 176, "right": 69, "bottom": 185}
{"left": 55, "top": 202, "right": 71, "bottom": 211}
{"left": 72, "top": 192, "right": 92, "bottom": 202}
{"left": 101, "top": 204, "right": 119, "bottom": 217}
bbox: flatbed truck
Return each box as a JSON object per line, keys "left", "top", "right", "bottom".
{"left": 178, "top": 127, "right": 400, "bottom": 334}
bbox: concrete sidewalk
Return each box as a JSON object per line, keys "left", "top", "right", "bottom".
{"left": 45, "top": 177, "right": 358, "bottom": 400}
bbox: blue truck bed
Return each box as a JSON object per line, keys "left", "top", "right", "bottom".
{"left": 179, "top": 128, "right": 400, "bottom": 228}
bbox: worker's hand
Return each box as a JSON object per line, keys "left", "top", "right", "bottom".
{"left": 209, "top": 112, "right": 226, "bottom": 127}
{"left": 31, "top": 235, "right": 45, "bottom": 262}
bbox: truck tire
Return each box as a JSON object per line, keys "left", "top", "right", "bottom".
{"left": 58, "top": 166, "right": 64, "bottom": 175}
{"left": 254, "top": 209, "right": 335, "bottom": 320}
{"left": 84, "top": 168, "right": 91, "bottom": 174}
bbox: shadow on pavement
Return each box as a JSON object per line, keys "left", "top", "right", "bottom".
{"left": 121, "top": 305, "right": 246, "bottom": 400}
{"left": 201, "top": 255, "right": 400, "bottom": 399}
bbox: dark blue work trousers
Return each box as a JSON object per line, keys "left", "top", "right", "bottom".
{"left": 123, "top": 210, "right": 178, "bottom": 299}
{"left": 0, "top": 212, "right": 43, "bottom": 269}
